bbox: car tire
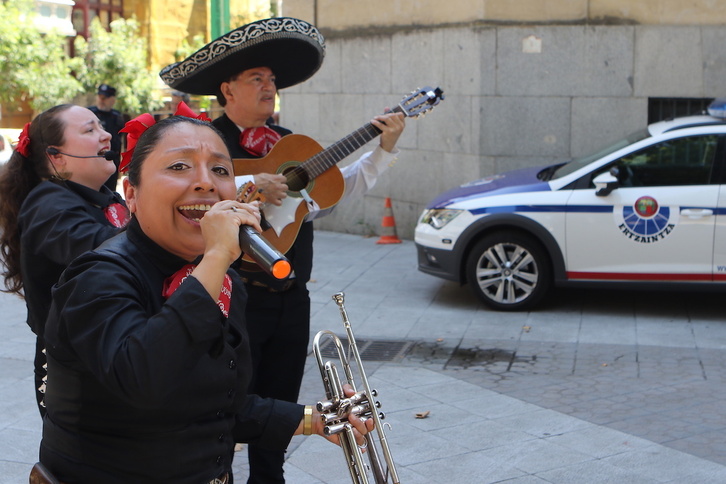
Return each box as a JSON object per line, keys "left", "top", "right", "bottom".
{"left": 465, "top": 231, "right": 552, "bottom": 311}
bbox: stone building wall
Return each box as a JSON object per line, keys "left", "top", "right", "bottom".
{"left": 278, "top": 1, "right": 726, "bottom": 239}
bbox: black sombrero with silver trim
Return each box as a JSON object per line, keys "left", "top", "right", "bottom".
{"left": 160, "top": 17, "right": 325, "bottom": 95}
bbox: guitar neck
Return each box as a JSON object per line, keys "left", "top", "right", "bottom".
{"left": 303, "top": 124, "right": 379, "bottom": 179}
{"left": 301, "top": 106, "right": 404, "bottom": 180}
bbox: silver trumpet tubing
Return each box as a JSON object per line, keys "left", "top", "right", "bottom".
{"left": 312, "top": 292, "right": 401, "bottom": 484}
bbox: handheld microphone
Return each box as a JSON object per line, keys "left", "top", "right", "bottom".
{"left": 46, "top": 147, "right": 118, "bottom": 160}
{"left": 239, "top": 226, "right": 292, "bottom": 280}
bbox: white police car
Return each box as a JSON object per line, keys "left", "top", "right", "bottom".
{"left": 415, "top": 101, "right": 726, "bottom": 311}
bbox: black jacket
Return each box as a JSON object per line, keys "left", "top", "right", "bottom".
{"left": 18, "top": 180, "right": 124, "bottom": 335}
{"left": 41, "top": 218, "right": 302, "bottom": 483}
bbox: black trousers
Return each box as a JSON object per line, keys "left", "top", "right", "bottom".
{"left": 244, "top": 283, "right": 310, "bottom": 484}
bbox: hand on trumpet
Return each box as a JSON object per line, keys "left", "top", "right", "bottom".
{"left": 298, "top": 384, "right": 375, "bottom": 449}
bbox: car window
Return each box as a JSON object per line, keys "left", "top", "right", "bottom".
{"left": 552, "top": 128, "right": 650, "bottom": 179}
{"left": 589, "top": 134, "right": 722, "bottom": 188}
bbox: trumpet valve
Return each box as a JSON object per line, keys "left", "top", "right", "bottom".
{"left": 324, "top": 417, "right": 372, "bottom": 436}
{"left": 324, "top": 421, "right": 349, "bottom": 436}
{"left": 317, "top": 400, "right": 335, "bottom": 413}
{"left": 321, "top": 403, "right": 372, "bottom": 424}
{"left": 348, "top": 403, "right": 371, "bottom": 417}
{"left": 349, "top": 391, "right": 368, "bottom": 404}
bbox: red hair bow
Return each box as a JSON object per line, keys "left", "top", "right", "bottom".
{"left": 16, "top": 122, "right": 31, "bottom": 158}
{"left": 118, "top": 101, "right": 211, "bottom": 173}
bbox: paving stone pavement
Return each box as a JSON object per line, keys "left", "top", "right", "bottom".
{"left": 2, "top": 230, "right": 726, "bottom": 483}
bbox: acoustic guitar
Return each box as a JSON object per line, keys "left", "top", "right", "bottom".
{"left": 234, "top": 86, "right": 444, "bottom": 270}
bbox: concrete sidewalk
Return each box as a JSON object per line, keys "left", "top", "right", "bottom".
{"left": 269, "top": 231, "right": 726, "bottom": 483}
{"left": 2, "top": 230, "right": 726, "bottom": 483}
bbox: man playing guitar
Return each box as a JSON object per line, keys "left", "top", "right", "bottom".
{"left": 160, "top": 17, "right": 405, "bottom": 484}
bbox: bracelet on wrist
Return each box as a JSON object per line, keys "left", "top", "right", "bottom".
{"left": 303, "top": 405, "right": 313, "bottom": 436}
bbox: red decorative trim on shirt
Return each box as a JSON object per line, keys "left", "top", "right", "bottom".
{"left": 104, "top": 202, "right": 130, "bottom": 228}
{"left": 239, "top": 126, "right": 281, "bottom": 157}
{"left": 162, "top": 264, "right": 233, "bottom": 318}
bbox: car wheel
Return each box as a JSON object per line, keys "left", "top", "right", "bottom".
{"left": 465, "top": 231, "right": 552, "bottom": 311}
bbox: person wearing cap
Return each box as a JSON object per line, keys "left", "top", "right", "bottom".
{"left": 160, "top": 17, "right": 405, "bottom": 484}
{"left": 88, "top": 84, "right": 125, "bottom": 191}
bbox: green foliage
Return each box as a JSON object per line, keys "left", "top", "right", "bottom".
{"left": 0, "top": 0, "right": 83, "bottom": 111}
{"left": 0, "top": 2, "right": 163, "bottom": 116}
{"left": 173, "top": 34, "right": 207, "bottom": 63}
{"left": 73, "top": 18, "right": 164, "bottom": 115}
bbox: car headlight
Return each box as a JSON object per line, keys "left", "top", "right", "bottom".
{"left": 420, "top": 209, "right": 463, "bottom": 229}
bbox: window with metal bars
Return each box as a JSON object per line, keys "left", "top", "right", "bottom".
{"left": 648, "top": 97, "right": 714, "bottom": 124}
{"left": 71, "top": 0, "right": 124, "bottom": 39}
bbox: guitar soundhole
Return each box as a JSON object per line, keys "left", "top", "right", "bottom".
{"left": 284, "top": 166, "right": 310, "bottom": 193}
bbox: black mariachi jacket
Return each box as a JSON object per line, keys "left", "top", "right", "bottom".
{"left": 41, "top": 218, "right": 302, "bottom": 483}
{"left": 212, "top": 113, "right": 314, "bottom": 290}
{"left": 18, "top": 180, "right": 124, "bottom": 336}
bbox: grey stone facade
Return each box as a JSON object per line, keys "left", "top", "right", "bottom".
{"left": 280, "top": 24, "right": 726, "bottom": 239}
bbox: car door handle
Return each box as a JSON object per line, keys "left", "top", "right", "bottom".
{"left": 680, "top": 208, "right": 713, "bottom": 218}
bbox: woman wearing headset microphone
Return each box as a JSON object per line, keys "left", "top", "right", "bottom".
{"left": 0, "top": 104, "right": 128, "bottom": 416}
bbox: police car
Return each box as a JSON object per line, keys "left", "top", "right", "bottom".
{"left": 415, "top": 101, "right": 726, "bottom": 311}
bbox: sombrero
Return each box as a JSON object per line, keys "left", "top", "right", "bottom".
{"left": 160, "top": 17, "right": 325, "bottom": 95}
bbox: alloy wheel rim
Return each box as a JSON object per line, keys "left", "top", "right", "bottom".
{"left": 475, "top": 242, "right": 539, "bottom": 304}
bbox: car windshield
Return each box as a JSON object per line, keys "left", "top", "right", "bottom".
{"left": 550, "top": 128, "right": 651, "bottom": 179}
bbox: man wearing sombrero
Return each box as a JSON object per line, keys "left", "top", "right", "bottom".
{"left": 161, "top": 17, "right": 405, "bottom": 483}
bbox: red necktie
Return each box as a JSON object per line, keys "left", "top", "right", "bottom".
{"left": 239, "top": 126, "right": 282, "bottom": 157}
{"left": 104, "top": 203, "right": 130, "bottom": 228}
{"left": 162, "top": 264, "right": 233, "bottom": 318}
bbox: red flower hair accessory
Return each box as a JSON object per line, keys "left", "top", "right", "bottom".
{"left": 16, "top": 122, "right": 31, "bottom": 158}
{"left": 118, "top": 102, "right": 211, "bottom": 173}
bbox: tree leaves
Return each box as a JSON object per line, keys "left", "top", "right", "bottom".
{"left": 73, "top": 18, "right": 163, "bottom": 115}
{"left": 0, "top": 1, "right": 163, "bottom": 116}
{"left": 0, "top": 0, "right": 82, "bottom": 111}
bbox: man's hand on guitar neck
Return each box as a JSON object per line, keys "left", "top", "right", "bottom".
{"left": 253, "top": 173, "right": 288, "bottom": 206}
{"left": 373, "top": 111, "right": 406, "bottom": 153}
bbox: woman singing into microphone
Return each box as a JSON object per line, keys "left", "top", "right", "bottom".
{"left": 37, "top": 114, "right": 372, "bottom": 483}
{"left": 0, "top": 104, "right": 128, "bottom": 416}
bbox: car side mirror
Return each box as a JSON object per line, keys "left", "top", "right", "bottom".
{"left": 594, "top": 170, "right": 619, "bottom": 196}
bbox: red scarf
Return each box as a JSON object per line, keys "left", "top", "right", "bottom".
{"left": 239, "top": 126, "right": 282, "bottom": 157}
{"left": 162, "top": 264, "right": 233, "bottom": 318}
{"left": 104, "top": 203, "right": 130, "bottom": 228}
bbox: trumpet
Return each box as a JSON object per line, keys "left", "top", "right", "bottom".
{"left": 312, "top": 292, "right": 401, "bottom": 484}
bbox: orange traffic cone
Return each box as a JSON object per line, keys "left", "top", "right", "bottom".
{"left": 376, "top": 197, "right": 402, "bottom": 244}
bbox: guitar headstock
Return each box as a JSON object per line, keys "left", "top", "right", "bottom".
{"left": 397, "top": 87, "right": 445, "bottom": 118}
